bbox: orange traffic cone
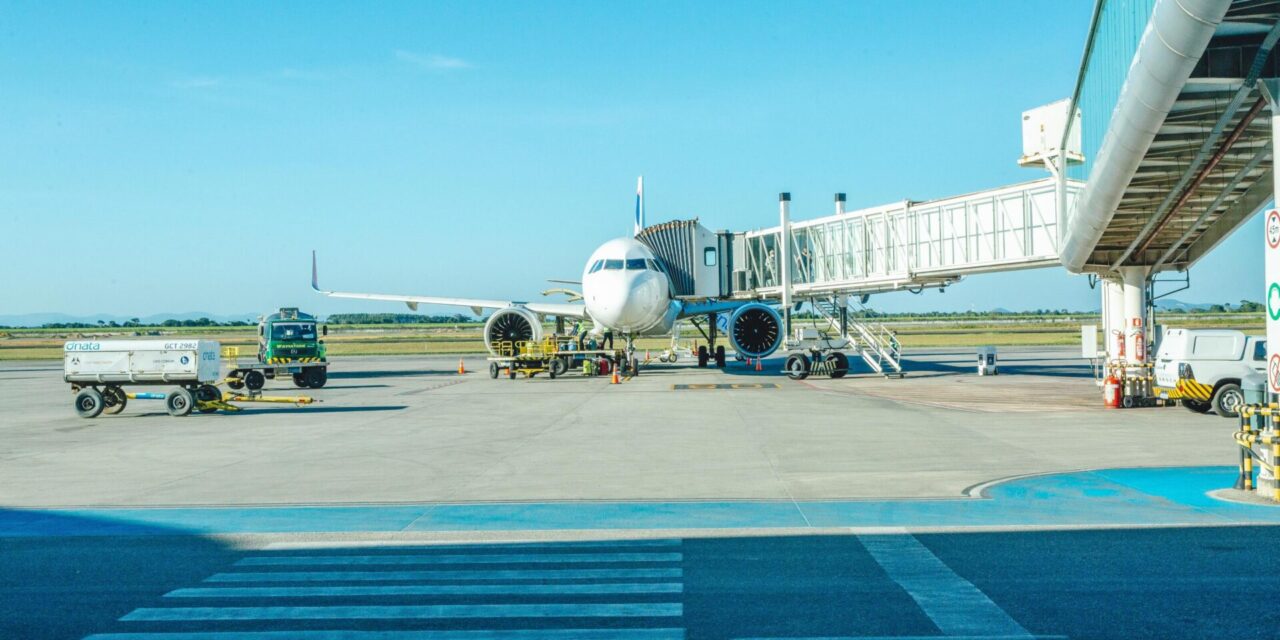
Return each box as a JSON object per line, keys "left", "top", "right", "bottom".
{"left": 754, "top": 357, "right": 763, "bottom": 372}
{"left": 611, "top": 368, "right": 620, "bottom": 384}
{"left": 457, "top": 358, "right": 466, "bottom": 374}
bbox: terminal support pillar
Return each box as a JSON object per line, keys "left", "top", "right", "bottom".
{"left": 1263, "top": 79, "right": 1280, "bottom": 407}
{"left": 1255, "top": 79, "right": 1280, "bottom": 499}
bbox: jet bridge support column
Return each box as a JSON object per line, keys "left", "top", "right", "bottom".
{"left": 1121, "top": 266, "right": 1151, "bottom": 365}
{"left": 1101, "top": 267, "right": 1151, "bottom": 365}
{"left": 779, "top": 192, "right": 793, "bottom": 338}
{"left": 1102, "top": 277, "right": 1125, "bottom": 362}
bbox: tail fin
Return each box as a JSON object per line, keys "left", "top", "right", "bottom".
{"left": 633, "top": 175, "right": 645, "bottom": 236}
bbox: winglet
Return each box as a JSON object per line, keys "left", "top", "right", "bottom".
{"left": 311, "top": 250, "right": 324, "bottom": 293}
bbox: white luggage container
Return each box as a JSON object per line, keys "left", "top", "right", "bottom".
{"left": 63, "top": 340, "right": 223, "bottom": 418}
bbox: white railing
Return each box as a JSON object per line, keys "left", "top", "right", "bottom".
{"left": 740, "top": 177, "right": 1083, "bottom": 298}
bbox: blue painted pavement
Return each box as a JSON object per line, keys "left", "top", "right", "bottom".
{"left": 5, "top": 466, "right": 1279, "bottom": 537}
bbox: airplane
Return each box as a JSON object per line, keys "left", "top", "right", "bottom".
{"left": 311, "top": 178, "right": 786, "bottom": 375}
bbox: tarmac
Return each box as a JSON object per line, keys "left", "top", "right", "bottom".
{"left": 0, "top": 348, "right": 1242, "bottom": 508}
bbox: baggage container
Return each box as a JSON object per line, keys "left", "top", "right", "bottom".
{"left": 64, "top": 340, "right": 222, "bottom": 384}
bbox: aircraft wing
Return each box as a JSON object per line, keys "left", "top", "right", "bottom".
{"left": 311, "top": 252, "right": 588, "bottom": 318}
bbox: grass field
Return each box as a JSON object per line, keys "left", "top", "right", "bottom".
{"left": 0, "top": 314, "right": 1263, "bottom": 361}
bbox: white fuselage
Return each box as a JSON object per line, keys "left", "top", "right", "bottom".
{"left": 581, "top": 237, "right": 678, "bottom": 336}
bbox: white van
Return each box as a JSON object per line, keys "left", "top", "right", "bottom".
{"left": 1153, "top": 328, "right": 1265, "bottom": 418}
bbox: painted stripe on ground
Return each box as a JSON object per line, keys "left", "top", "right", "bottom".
{"left": 205, "top": 568, "right": 682, "bottom": 582}
{"left": 235, "top": 552, "right": 681, "bottom": 566}
{"left": 857, "top": 530, "right": 1030, "bottom": 638}
{"left": 121, "top": 603, "right": 683, "bottom": 621}
{"left": 166, "top": 583, "right": 684, "bottom": 598}
{"left": 86, "top": 630, "right": 685, "bottom": 640}
{"left": 261, "top": 539, "right": 682, "bottom": 551}
{"left": 735, "top": 636, "right": 1062, "bottom": 640}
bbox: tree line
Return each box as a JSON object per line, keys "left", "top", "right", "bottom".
{"left": 326, "top": 313, "right": 478, "bottom": 325}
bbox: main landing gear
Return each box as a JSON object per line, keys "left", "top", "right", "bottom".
{"left": 691, "top": 313, "right": 728, "bottom": 368}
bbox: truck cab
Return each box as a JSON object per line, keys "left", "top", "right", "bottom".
{"left": 1154, "top": 328, "right": 1264, "bottom": 418}
{"left": 256, "top": 307, "right": 329, "bottom": 388}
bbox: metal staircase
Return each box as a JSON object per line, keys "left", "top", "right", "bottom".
{"left": 811, "top": 298, "right": 903, "bottom": 375}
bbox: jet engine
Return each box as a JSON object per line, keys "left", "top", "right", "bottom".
{"left": 729, "top": 303, "right": 783, "bottom": 359}
{"left": 483, "top": 307, "right": 543, "bottom": 355}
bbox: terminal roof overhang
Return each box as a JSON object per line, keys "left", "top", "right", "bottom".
{"left": 1063, "top": 0, "right": 1280, "bottom": 274}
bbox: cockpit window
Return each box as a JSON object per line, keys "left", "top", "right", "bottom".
{"left": 626, "top": 258, "right": 647, "bottom": 270}
{"left": 588, "top": 260, "right": 604, "bottom": 274}
{"left": 604, "top": 259, "right": 624, "bottom": 270}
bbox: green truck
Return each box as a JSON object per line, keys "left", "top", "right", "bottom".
{"left": 226, "top": 307, "right": 330, "bottom": 390}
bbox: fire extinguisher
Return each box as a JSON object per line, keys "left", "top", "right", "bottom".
{"left": 1111, "top": 330, "right": 1125, "bottom": 360}
{"left": 1134, "top": 331, "right": 1146, "bottom": 363}
{"left": 1104, "top": 374, "right": 1121, "bottom": 408}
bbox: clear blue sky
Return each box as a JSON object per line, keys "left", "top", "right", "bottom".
{"left": 0, "top": 1, "right": 1265, "bottom": 319}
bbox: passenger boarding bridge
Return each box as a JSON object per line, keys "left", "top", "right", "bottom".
{"left": 737, "top": 177, "right": 1082, "bottom": 299}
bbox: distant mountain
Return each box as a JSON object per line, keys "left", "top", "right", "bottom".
{"left": 1154, "top": 299, "right": 1216, "bottom": 312}
{"left": 0, "top": 312, "right": 258, "bottom": 327}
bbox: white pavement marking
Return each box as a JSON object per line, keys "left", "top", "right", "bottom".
{"left": 120, "top": 603, "right": 683, "bottom": 621}
{"left": 260, "top": 539, "right": 682, "bottom": 550}
{"left": 857, "top": 530, "right": 1031, "bottom": 638}
{"left": 735, "top": 636, "right": 1061, "bottom": 640}
{"left": 235, "top": 552, "right": 682, "bottom": 566}
{"left": 166, "top": 583, "right": 684, "bottom": 598}
{"left": 205, "top": 568, "right": 682, "bottom": 582}
{"left": 86, "top": 630, "right": 686, "bottom": 640}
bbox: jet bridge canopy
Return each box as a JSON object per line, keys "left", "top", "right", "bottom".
{"left": 1061, "top": 0, "right": 1280, "bottom": 273}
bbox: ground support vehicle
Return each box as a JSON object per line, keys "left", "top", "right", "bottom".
{"left": 1153, "top": 329, "right": 1265, "bottom": 418}
{"left": 126, "top": 389, "right": 316, "bottom": 413}
{"left": 781, "top": 327, "right": 853, "bottom": 381}
{"left": 222, "top": 346, "right": 327, "bottom": 391}
{"left": 776, "top": 300, "right": 904, "bottom": 380}
{"left": 657, "top": 329, "right": 695, "bottom": 364}
{"left": 229, "top": 307, "right": 330, "bottom": 390}
{"left": 487, "top": 338, "right": 629, "bottom": 379}
{"left": 64, "top": 339, "right": 224, "bottom": 418}
{"left": 65, "top": 339, "right": 318, "bottom": 418}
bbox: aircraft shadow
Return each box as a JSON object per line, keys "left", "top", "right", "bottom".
{"left": 330, "top": 370, "right": 452, "bottom": 380}
{"left": 230, "top": 405, "right": 409, "bottom": 415}
{"left": 309, "top": 384, "right": 392, "bottom": 390}
{"left": 710, "top": 354, "right": 1093, "bottom": 380}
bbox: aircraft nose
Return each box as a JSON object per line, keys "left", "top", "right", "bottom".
{"left": 590, "top": 285, "right": 628, "bottom": 328}
{"left": 587, "top": 273, "right": 660, "bottom": 332}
